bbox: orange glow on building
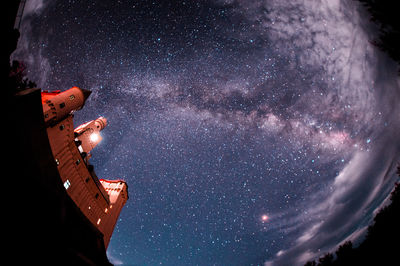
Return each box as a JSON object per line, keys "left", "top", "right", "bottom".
{"left": 41, "top": 86, "right": 128, "bottom": 249}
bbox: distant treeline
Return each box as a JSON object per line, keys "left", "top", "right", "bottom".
{"left": 304, "top": 3, "right": 400, "bottom": 262}
{"left": 357, "top": 0, "right": 400, "bottom": 72}
{"left": 305, "top": 165, "right": 400, "bottom": 266}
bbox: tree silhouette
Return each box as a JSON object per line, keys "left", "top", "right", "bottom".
{"left": 356, "top": 0, "right": 400, "bottom": 72}
{"left": 8, "top": 60, "right": 37, "bottom": 93}
{"left": 318, "top": 253, "right": 334, "bottom": 266}
{"left": 304, "top": 167, "right": 400, "bottom": 266}
{"left": 334, "top": 241, "right": 353, "bottom": 265}
{"left": 304, "top": 2, "right": 400, "bottom": 264}
{"left": 304, "top": 261, "right": 317, "bottom": 266}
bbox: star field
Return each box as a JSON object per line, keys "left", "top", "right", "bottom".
{"left": 14, "top": 0, "right": 400, "bottom": 265}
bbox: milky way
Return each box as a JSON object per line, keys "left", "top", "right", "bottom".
{"left": 14, "top": 0, "right": 400, "bottom": 265}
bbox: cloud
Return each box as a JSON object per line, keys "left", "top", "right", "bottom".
{"left": 265, "top": 140, "right": 399, "bottom": 265}
{"left": 107, "top": 251, "right": 124, "bottom": 265}
{"left": 13, "top": 1, "right": 400, "bottom": 264}
{"left": 208, "top": 0, "right": 400, "bottom": 265}
{"left": 23, "top": 0, "right": 47, "bottom": 16}
{"left": 11, "top": 0, "right": 51, "bottom": 87}
{"left": 213, "top": 0, "right": 383, "bottom": 132}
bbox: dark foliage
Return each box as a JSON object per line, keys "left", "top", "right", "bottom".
{"left": 305, "top": 171, "right": 400, "bottom": 266}
{"left": 4, "top": 1, "right": 36, "bottom": 96}
{"left": 304, "top": 261, "right": 317, "bottom": 266}
{"left": 8, "top": 60, "right": 37, "bottom": 92}
{"left": 356, "top": 0, "right": 400, "bottom": 72}
{"left": 318, "top": 253, "right": 334, "bottom": 266}
{"left": 334, "top": 241, "right": 354, "bottom": 265}
{"left": 304, "top": 2, "right": 400, "bottom": 264}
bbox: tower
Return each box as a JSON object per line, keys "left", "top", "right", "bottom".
{"left": 99, "top": 180, "right": 129, "bottom": 247}
{"left": 74, "top": 116, "right": 107, "bottom": 160}
{"left": 41, "top": 86, "right": 128, "bottom": 248}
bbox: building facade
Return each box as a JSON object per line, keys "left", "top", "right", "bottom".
{"left": 41, "top": 87, "right": 128, "bottom": 248}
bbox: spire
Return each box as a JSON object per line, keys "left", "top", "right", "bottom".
{"left": 42, "top": 87, "right": 92, "bottom": 124}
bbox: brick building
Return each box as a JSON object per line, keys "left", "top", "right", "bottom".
{"left": 42, "top": 86, "right": 128, "bottom": 248}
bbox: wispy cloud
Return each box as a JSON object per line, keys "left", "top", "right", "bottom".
{"left": 12, "top": 0, "right": 51, "bottom": 87}
{"left": 208, "top": 0, "right": 400, "bottom": 264}
{"left": 265, "top": 135, "right": 399, "bottom": 265}
{"left": 13, "top": 1, "right": 400, "bottom": 264}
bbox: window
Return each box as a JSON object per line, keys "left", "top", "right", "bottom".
{"left": 59, "top": 102, "right": 65, "bottom": 108}
{"left": 63, "top": 180, "right": 71, "bottom": 190}
{"left": 69, "top": 95, "right": 75, "bottom": 100}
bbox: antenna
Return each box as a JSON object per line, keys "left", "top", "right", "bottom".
{"left": 14, "top": 0, "right": 27, "bottom": 30}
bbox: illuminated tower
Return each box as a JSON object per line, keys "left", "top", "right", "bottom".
{"left": 41, "top": 86, "right": 128, "bottom": 248}
{"left": 74, "top": 116, "right": 108, "bottom": 160}
{"left": 99, "top": 180, "right": 129, "bottom": 247}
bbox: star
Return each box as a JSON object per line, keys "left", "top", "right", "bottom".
{"left": 13, "top": 0, "right": 400, "bottom": 265}
{"left": 261, "top": 214, "right": 269, "bottom": 222}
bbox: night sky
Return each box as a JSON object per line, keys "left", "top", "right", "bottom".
{"left": 14, "top": 0, "right": 400, "bottom": 265}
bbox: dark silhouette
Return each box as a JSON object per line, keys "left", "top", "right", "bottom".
{"left": 305, "top": 2, "right": 400, "bottom": 264}
{"left": 9, "top": 60, "right": 37, "bottom": 92}
{"left": 334, "top": 241, "right": 354, "bottom": 265}
{"left": 318, "top": 253, "right": 334, "bottom": 266}
{"left": 4, "top": 3, "right": 36, "bottom": 97}
{"left": 356, "top": 0, "right": 400, "bottom": 72}
{"left": 304, "top": 261, "right": 317, "bottom": 266}
{"left": 305, "top": 166, "right": 400, "bottom": 266}
{"left": 5, "top": 2, "right": 111, "bottom": 265}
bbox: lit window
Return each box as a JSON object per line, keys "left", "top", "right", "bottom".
{"left": 90, "top": 133, "right": 100, "bottom": 142}
{"left": 105, "top": 208, "right": 108, "bottom": 213}
{"left": 63, "top": 180, "right": 71, "bottom": 190}
{"left": 97, "top": 218, "right": 101, "bottom": 225}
